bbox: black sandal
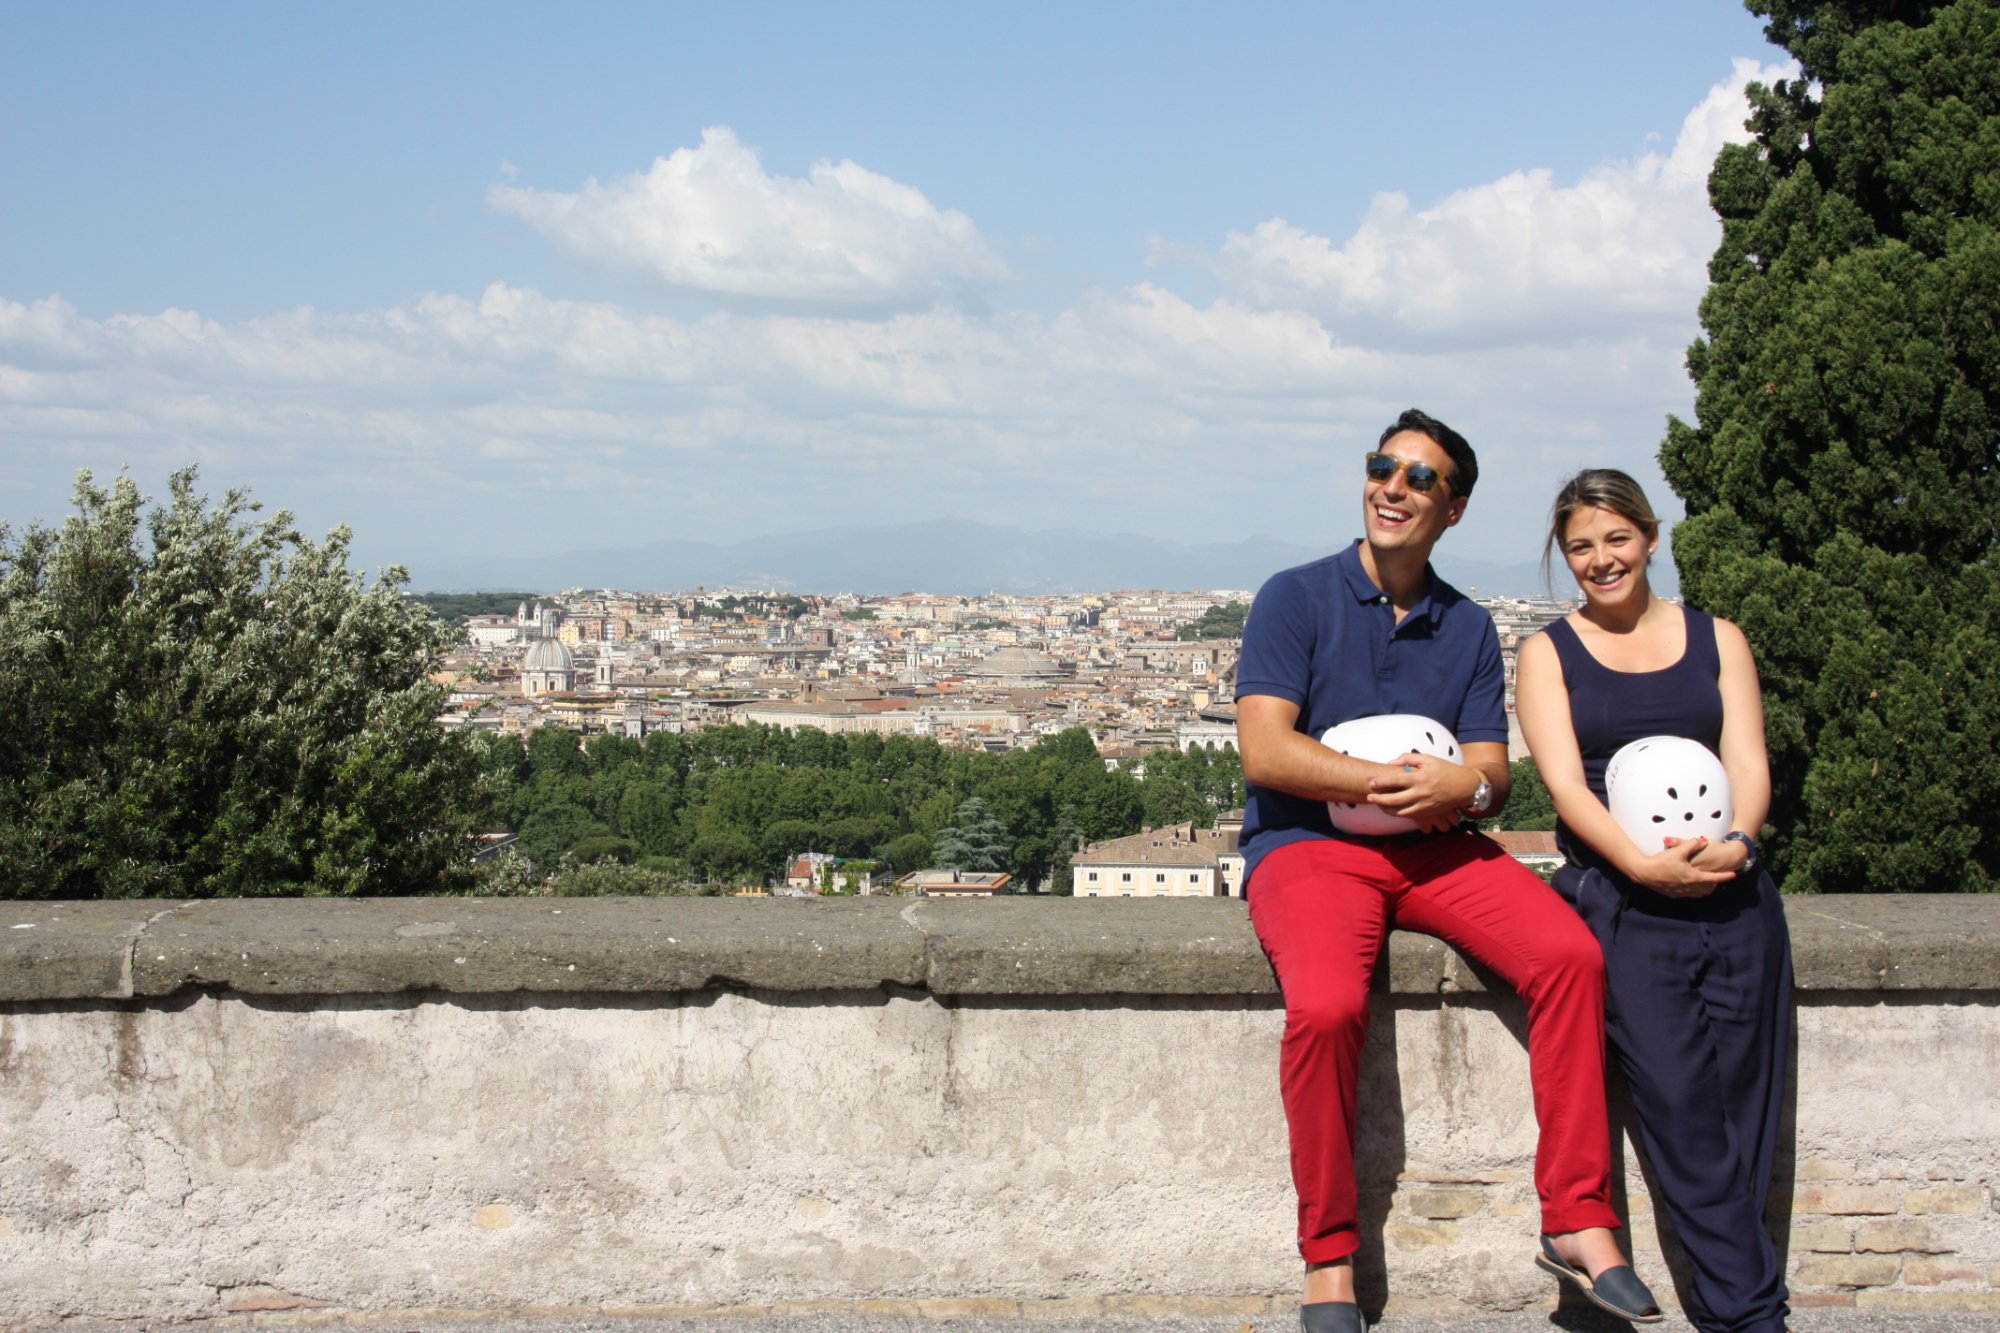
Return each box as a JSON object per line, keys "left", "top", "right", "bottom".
{"left": 1299, "top": 1300, "right": 1366, "bottom": 1333}
{"left": 1535, "top": 1234, "right": 1664, "bottom": 1324}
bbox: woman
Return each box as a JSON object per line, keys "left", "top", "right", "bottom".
{"left": 1515, "top": 469, "right": 1794, "bottom": 1333}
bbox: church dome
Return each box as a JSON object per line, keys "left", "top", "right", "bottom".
{"left": 524, "top": 636, "right": 574, "bottom": 673}
{"left": 966, "top": 645, "right": 1064, "bottom": 679}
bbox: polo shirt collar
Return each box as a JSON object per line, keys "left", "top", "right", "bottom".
{"left": 1337, "top": 539, "right": 1448, "bottom": 626}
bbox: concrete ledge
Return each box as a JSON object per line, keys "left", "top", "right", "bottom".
{"left": 4, "top": 894, "right": 1997, "bottom": 1324}
{"left": 35, "top": 1306, "right": 1992, "bottom": 1333}
{"left": 3, "top": 894, "right": 1995, "bottom": 1003}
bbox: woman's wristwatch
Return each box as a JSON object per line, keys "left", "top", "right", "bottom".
{"left": 1720, "top": 831, "right": 1759, "bottom": 875}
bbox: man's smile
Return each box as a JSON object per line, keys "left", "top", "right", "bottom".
{"left": 1374, "top": 504, "right": 1413, "bottom": 527}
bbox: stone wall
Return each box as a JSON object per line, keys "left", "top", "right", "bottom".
{"left": 1, "top": 895, "right": 1995, "bottom": 1324}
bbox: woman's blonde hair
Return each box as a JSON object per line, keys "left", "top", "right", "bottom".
{"left": 1541, "top": 468, "right": 1661, "bottom": 589}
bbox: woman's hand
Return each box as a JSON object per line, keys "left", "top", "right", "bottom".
{"left": 1687, "top": 837, "right": 1752, "bottom": 877}
{"left": 1626, "top": 837, "right": 1737, "bottom": 898}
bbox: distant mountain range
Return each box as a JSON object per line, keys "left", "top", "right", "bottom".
{"left": 412, "top": 519, "right": 1668, "bottom": 600}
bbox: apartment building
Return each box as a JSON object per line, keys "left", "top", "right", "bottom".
{"left": 1070, "top": 819, "right": 1244, "bottom": 898}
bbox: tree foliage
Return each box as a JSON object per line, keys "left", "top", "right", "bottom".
{"left": 1137, "top": 745, "right": 1247, "bottom": 830}
{"left": 0, "top": 470, "right": 482, "bottom": 897}
{"left": 1176, "top": 601, "right": 1250, "bottom": 641}
{"left": 461, "top": 851, "right": 717, "bottom": 898}
{"left": 692, "top": 593, "right": 811, "bottom": 620}
{"left": 472, "top": 723, "right": 1236, "bottom": 892}
{"left": 406, "top": 591, "right": 542, "bottom": 622}
{"left": 1489, "top": 758, "right": 1557, "bottom": 833}
{"left": 1660, "top": 0, "right": 2000, "bottom": 891}
{"left": 931, "top": 797, "right": 1011, "bottom": 874}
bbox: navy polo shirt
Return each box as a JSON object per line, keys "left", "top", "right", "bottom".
{"left": 1236, "top": 540, "right": 1508, "bottom": 891}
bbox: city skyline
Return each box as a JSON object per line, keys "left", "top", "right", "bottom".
{"left": 4, "top": 3, "right": 1786, "bottom": 582}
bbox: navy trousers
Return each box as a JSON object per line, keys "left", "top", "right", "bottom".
{"left": 1557, "top": 864, "right": 1794, "bottom": 1333}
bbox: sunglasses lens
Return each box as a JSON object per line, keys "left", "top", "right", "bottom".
{"left": 1365, "top": 452, "right": 1444, "bottom": 493}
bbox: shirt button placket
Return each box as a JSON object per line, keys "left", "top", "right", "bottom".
{"left": 1377, "top": 599, "right": 1396, "bottom": 683}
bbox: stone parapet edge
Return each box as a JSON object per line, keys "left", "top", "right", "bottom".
{"left": 2, "top": 894, "right": 1995, "bottom": 1004}
{"left": 203, "top": 1294, "right": 1307, "bottom": 1322}
{"left": 0, "top": 1295, "right": 1545, "bottom": 1331}
{"left": 36, "top": 1290, "right": 2000, "bottom": 1328}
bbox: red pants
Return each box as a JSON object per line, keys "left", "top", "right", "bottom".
{"left": 1248, "top": 834, "right": 1620, "bottom": 1264}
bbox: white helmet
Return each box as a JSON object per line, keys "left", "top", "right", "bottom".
{"left": 1606, "top": 735, "right": 1732, "bottom": 850}
{"left": 1319, "top": 714, "right": 1462, "bottom": 836}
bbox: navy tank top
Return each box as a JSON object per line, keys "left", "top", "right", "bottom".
{"left": 1541, "top": 608, "right": 1724, "bottom": 869}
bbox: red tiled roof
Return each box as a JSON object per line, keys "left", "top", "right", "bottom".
{"left": 1488, "top": 830, "right": 1560, "bottom": 856}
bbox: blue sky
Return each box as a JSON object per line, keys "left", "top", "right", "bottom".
{"left": 2, "top": 1, "right": 1787, "bottom": 585}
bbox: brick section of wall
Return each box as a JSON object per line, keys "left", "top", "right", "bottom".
{"left": 1374, "top": 1161, "right": 2000, "bottom": 1314}
{"left": 1785, "top": 1164, "right": 1996, "bottom": 1309}
{"left": 1796, "top": 1181, "right": 1905, "bottom": 1215}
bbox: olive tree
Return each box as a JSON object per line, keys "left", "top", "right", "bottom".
{"left": 0, "top": 469, "right": 481, "bottom": 897}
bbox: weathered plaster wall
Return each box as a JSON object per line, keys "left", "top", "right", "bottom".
{"left": 0, "top": 896, "right": 1995, "bottom": 1324}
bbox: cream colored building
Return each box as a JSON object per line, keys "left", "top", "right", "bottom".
{"left": 732, "top": 700, "right": 925, "bottom": 735}
{"left": 1070, "top": 820, "right": 1243, "bottom": 898}
{"left": 897, "top": 869, "right": 1012, "bottom": 897}
{"left": 1175, "top": 720, "right": 1237, "bottom": 753}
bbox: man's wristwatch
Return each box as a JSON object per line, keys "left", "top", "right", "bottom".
{"left": 1465, "top": 777, "right": 1494, "bottom": 817}
{"left": 1720, "top": 830, "right": 1759, "bottom": 875}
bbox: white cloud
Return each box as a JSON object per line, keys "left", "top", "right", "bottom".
{"left": 1187, "top": 59, "right": 1795, "bottom": 349}
{"left": 487, "top": 127, "right": 1012, "bottom": 314}
{"left": 2, "top": 67, "right": 1776, "bottom": 569}
{"left": 0, "top": 275, "right": 1690, "bottom": 567}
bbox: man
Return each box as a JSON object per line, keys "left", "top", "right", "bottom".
{"left": 1234, "top": 409, "right": 1660, "bottom": 1332}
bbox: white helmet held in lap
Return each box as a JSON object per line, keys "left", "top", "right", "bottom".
{"left": 1319, "top": 713, "right": 1462, "bottom": 836}
{"left": 1605, "top": 735, "right": 1732, "bottom": 850}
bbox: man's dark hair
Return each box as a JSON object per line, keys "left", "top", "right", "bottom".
{"left": 1379, "top": 408, "right": 1477, "bottom": 498}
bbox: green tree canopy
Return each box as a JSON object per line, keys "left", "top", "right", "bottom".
{"left": 0, "top": 469, "right": 481, "bottom": 897}
{"left": 1661, "top": 0, "right": 2000, "bottom": 891}
{"left": 406, "top": 591, "right": 542, "bottom": 622}
{"left": 1136, "top": 745, "right": 1246, "bottom": 830}
{"left": 480, "top": 721, "right": 1220, "bottom": 891}
{"left": 1492, "top": 758, "right": 1557, "bottom": 833}
{"left": 931, "top": 796, "right": 1011, "bottom": 874}
{"left": 1175, "top": 601, "right": 1250, "bottom": 641}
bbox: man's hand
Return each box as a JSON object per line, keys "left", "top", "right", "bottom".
{"left": 1237, "top": 694, "right": 1403, "bottom": 804}
{"left": 1365, "top": 752, "right": 1480, "bottom": 833}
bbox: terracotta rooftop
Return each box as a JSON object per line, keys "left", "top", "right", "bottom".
{"left": 1487, "top": 830, "right": 1561, "bottom": 856}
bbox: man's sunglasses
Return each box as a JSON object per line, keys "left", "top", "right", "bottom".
{"left": 1364, "top": 451, "right": 1450, "bottom": 494}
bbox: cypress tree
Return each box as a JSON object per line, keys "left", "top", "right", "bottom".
{"left": 1661, "top": 0, "right": 2000, "bottom": 890}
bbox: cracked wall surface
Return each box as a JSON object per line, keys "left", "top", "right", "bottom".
{"left": 0, "top": 896, "right": 1996, "bottom": 1323}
